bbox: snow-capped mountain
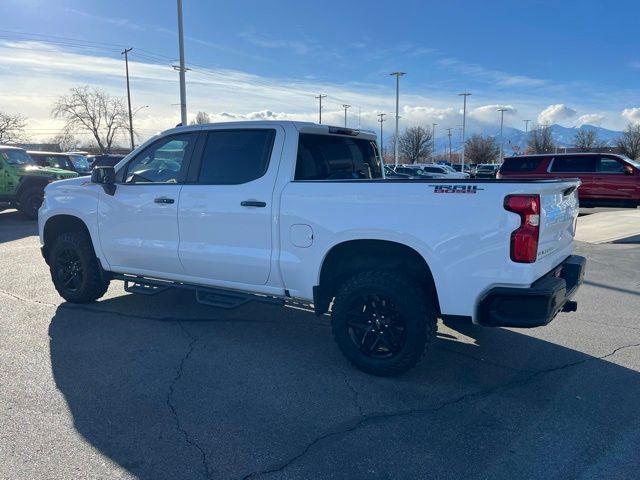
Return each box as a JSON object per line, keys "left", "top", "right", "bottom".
{"left": 432, "top": 124, "right": 622, "bottom": 154}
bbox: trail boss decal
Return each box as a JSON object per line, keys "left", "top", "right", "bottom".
{"left": 430, "top": 185, "right": 484, "bottom": 194}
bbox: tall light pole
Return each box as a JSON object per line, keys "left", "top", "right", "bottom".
{"left": 498, "top": 107, "right": 508, "bottom": 163}
{"left": 342, "top": 104, "right": 351, "bottom": 127}
{"left": 315, "top": 94, "right": 327, "bottom": 124}
{"left": 176, "top": 0, "right": 187, "bottom": 126}
{"left": 446, "top": 128, "right": 453, "bottom": 163}
{"left": 377, "top": 113, "right": 386, "bottom": 155}
{"left": 458, "top": 92, "right": 471, "bottom": 169}
{"left": 390, "top": 72, "right": 406, "bottom": 166}
{"left": 431, "top": 123, "right": 438, "bottom": 161}
{"left": 121, "top": 47, "right": 134, "bottom": 150}
{"left": 523, "top": 119, "right": 531, "bottom": 134}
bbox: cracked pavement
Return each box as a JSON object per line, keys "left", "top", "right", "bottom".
{"left": 1, "top": 209, "right": 640, "bottom": 479}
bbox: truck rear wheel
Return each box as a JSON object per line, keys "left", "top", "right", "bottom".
{"left": 331, "top": 270, "right": 437, "bottom": 377}
{"left": 17, "top": 186, "right": 44, "bottom": 220}
{"left": 49, "top": 231, "right": 110, "bottom": 303}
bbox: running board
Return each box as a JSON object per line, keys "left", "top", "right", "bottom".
{"left": 113, "top": 274, "right": 285, "bottom": 310}
{"left": 124, "top": 280, "right": 170, "bottom": 296}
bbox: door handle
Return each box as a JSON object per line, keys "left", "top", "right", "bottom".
{"left": 154, "top": 197, "right": 175, "bottom": 204}
{"left": 241, "top": 200, "right": 267, "bottom": 207}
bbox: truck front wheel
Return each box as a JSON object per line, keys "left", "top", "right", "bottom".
{"left": 331, "top": 270, "right": 437, "bottom": 377}
{"left": 49, "top": 231, "right": 110, "bottom": 303}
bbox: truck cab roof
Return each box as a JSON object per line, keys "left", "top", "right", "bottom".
{"left": 160, "top": 120, "right": 377, "bottom": 141}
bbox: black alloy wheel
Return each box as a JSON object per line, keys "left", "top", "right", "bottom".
{"left": 345, "top": 294, "right": 406, "bottom": 359}
{"left": 54, "top": 247, "right": 84, "bottom": 294}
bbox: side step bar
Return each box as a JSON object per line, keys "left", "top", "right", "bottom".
{"left": 114, "top": 273, "right": 285, "bottom": 310}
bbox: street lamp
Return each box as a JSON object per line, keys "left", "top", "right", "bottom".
{"left": 458, "top": 92, "right": 471, "bottom": 171}
{"left": 498, "top": 107, "right": 508, "bottom": 163}
{"left": 128, "top": 105, "right": 150, "bottom": 149}
{"left": 431, "top": 123, "right": 438, "bottom": 161}
{"left": 342, "top": 104, "right": 351, "bottom": 127}
{"left": 390, "top": 72, "right": 406, "bottom": 166}
{"left": 133, "top": 105, "right": 149, "bottom": 116}
{"left": 377, "top": 113, "right": 386, "bottom": 155}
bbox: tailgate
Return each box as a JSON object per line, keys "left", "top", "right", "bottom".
{"left": 537, "top": 181, "right": 580, "bottom": 263}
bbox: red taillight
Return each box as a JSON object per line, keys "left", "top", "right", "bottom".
{"left": 504, "top": 194, "right": 540, "bottom": 263}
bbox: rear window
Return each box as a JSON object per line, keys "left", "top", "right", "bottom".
{"left": 550, "top": 156, "right": 596, "bottom": 173}
{"left": 500, "top": 157, "right": 543, "bottom": 172}
{"left": 295, "top": 134, "right": 383, "bottom": 180}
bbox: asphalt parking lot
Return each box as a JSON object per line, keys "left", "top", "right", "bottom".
{"left": 1, "top": 208, "right": 639, "bottom": 480}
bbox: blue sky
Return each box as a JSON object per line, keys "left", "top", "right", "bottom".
{"left": 1, "top": 0, "right": 639, "bottom": 144}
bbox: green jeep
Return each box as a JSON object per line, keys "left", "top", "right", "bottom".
{"left": 0, "top": 146, "right": 78, "bottom": 219}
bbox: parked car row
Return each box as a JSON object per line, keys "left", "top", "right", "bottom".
{"left": 0, "top": 146, "right": 78, "bottom": 219}
{"left": 382, "top": 152, "right": 639, "bottom": 207}
{"left": 0, "top": 145, "right": 128, "bottom": 219}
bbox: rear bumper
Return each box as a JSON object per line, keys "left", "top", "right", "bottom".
{"left": 477, "top": 255, "right": 586, "bottom": 328}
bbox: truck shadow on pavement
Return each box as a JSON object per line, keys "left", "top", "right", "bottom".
{"left": 48, "top": 290, "right": 640, "bottom": 480}
{"left": 0, "top": 210, "right": 37, "bottom": 244}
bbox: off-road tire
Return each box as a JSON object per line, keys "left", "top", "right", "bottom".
{"left": 17, "top": 186, "right": 44, "bottom": 220}
{"left": 331, "top": 270, "right": 437, "bottom": 377}
{"left": 49, "top": 231, "right": 110, "bottom": 303}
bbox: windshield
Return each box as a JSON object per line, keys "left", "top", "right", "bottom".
{"left": 69, "top": 155, "right": 91, "bottom": 171}
{"left": 1, "top": 149, "right": 33, "bottom": 166}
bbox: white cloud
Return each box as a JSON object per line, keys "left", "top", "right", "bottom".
{"left": 621, "top": 108, "right": 640, "bottom": 124}
{"left": 469, "top": 104, "right": 517, "bottom": 125}
{"left": 537, "top": 104, "right": 577, "bottom": 125}
{"left": 436, "top": 57, "right": 546, "bottom": 88}
{"left": 238, "top": 32, "right": 314, "bottom": 55}
{"left": 575, "top": 113, "right": 604, "bottom": 127}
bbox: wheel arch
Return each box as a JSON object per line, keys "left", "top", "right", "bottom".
{"left": 314, "top": 239, "right": 441, "bottom": 316}
{"left": 42, "top": 214, "right": 94, "bottom": 264}
{"left": 16, "top": 176, "right": 49, "bottom": 197}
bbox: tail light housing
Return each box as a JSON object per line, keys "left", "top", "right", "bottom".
{"left": 504, "top": 194, "right": 540, "bottom": 263}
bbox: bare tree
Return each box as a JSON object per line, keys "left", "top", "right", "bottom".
{"left": 465, "top": 134, "right": 499, "bottom": 163}
{"left": 574, "top": 129, "right": 606, "bottom": 151}
{"left": 49, "top": 131, "right": 80, "bottom": 152}
{"left": 398, "top": 126, "right": 433, "bottom": 163}
{"left": 526, "top": 125, "right": 556, "bottom": 154}
{"left": 191, "top": 111, "right": 211, "bottom": 125}
{"left": 0, "top": 112, "right": 27, "bottom": 144}
{"left": 52, "top": 86, "right": 128, "bottom": 154}
{"left": 615, "top": 123, "right": 640, "bottom": 160}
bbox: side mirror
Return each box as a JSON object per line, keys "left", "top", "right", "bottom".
{"left": 624, "top": 165, "right": 634, "bottom": 175}
{"left": 91, "top": 166, "right": 117, "bottom": 195}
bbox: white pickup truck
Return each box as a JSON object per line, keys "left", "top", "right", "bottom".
{"left": 39, "top": 121, "right": 586, "bottom": 376}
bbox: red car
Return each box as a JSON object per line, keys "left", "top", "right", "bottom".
{"left": 497, "top": 153, "right": 640, "bottom": 207}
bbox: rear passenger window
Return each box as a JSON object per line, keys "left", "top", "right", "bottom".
{"left": 198, "top": 129, "right": 275, "bottom": 184}
{"left": 500, "top": 157, "right": 543, "bottom": 172}
{"left": 550, "top": 156, "right": 596, "bottom": 173}
{"left": 295, "top": 133, "right": 383, "bottom": 180}
{"left": 598, "top": 157, "right": 625, "bottom": 173}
